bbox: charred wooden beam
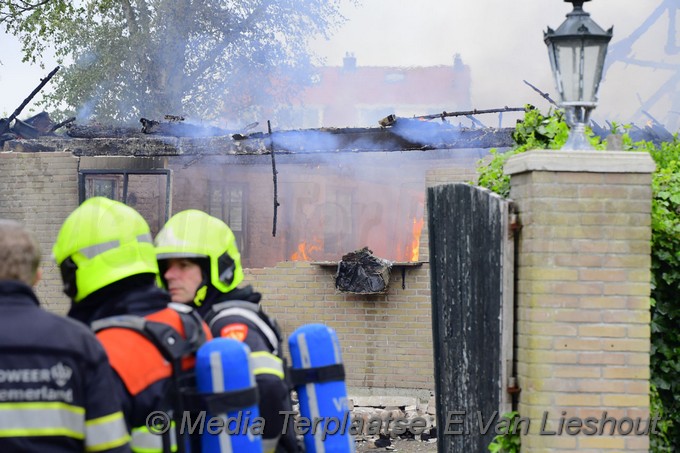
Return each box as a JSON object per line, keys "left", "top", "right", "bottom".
{"left": 413, "top": 106, "right": 528, "bottom": 122}
{"left": 268, "top": 120, "right": 280, "bottom": 237}
{"left": 11, "top": 119, "right": 41, "bottom": 139}
{"left": 0, "top": 66, "right": 60, "bottom": 136}
{"left": 140, "top": 117, "right": 229, "bottom": 137}
{"left": 6, "top": 112, "right": 75, "bottom": 141}
{"left": 50, "top": 116, "right": 76, "bottom": 132}
{"left": 65, "top": 123, "right": 143, "bottom": 139}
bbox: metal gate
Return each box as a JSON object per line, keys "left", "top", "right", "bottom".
{"left": 427, "top": 183, "right": 515, "bottom": 452}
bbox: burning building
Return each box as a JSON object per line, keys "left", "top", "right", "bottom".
{"left": 0, "top": 116, "right": 514, "bottom": 393}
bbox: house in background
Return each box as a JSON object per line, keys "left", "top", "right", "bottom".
{"left": 272, "top": 53, "right": 472, "bottom": 129}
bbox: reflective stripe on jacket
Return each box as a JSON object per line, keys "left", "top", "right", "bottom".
{"left": 130, "top": 425, "right": 177, "bottom": 453}
{"left": 0, "top": 280, "right": 131, "bottom": 453}
{"left": 250, "top": 351, "right": 285, "bottom": 379}
{"left": 0, "top": 402, "right": 129, "bottom": 451}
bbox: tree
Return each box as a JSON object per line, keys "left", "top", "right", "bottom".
{"left": 1, "top": 0, "right": 349, "bottom": 124}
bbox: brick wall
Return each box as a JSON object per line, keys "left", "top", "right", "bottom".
{"left": 505, "top": 150, "right": 654, "bottom": 451}
{"left": 0, "top": 152, "right": 79, "bottom": 313}
{"left": 244, "top": 261, "right": 434, "bottom": 389}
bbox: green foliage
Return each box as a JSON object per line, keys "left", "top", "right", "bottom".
{"left": 477, "top": 109, "right": 680, "bottom": 452}
{"left": 477, "top": 105, "right": 593, "bottom": 197}
{"left": 651, "top": 382, "right": 674, "bottom": 452}
{"left": 1, "top": 0, "right": 350, "bottom": 123}
{"left": 487, "top": 412, "right": 521, "bottom": 453}
{"left": 647, "top": 139, "right": 680, "bottom": 451}
{"left": 510, "top": 106, "right": 569, "bottom": 151}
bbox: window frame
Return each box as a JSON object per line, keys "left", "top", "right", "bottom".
{"left": 78, "top": 169, "right": 172, "bottom": 225}
{"left": 207, "top": 181, "right": 248, "bottom": 255}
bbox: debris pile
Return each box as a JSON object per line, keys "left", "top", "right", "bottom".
{"left": 335, "top": 247, "right": 393, "bottom": 294}
{"left": 349, "top": 395, "right": 438, "bottom": 448}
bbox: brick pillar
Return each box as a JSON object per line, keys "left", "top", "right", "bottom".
{"left": 504, "top": 150, "right": 655, "bottom": 452}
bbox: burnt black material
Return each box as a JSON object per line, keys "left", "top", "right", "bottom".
{"left": 335, "top": 247, "right": 392, "bottom": 294}
{"left": 140, "top": 117, "right": 229, "bottom": 137}
{"left": 12, "top": 119, "right": 41, "bottom": 139}
{"left": 0, "top": 66, "right": 59, "bottom": 137}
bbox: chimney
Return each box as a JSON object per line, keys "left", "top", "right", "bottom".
{"left": 343, "top": 52, "right": 357, "bottom": 72}
{"left": 453, "top": 53, "right": 465, "bottom": 71}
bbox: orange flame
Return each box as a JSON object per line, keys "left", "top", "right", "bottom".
{"left": 404, "top": 217, "right": 425, "bottom": 262}
{"left": 290, "top": 239, "right": 322, "bottom": 261}
{"left": 409, "top": 217, "right": 425, "bottom": 261}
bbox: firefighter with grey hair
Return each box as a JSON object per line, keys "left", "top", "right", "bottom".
{"left": 0, "top": 219, "right": 130, "bottom": 452}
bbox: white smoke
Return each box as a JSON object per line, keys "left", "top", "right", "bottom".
{"left": 310, "top": 0, "right": 679, "bottom": 131}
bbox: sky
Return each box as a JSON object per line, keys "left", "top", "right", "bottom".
{"left": 0, "top": 0, "right": 676, "bottom": 129}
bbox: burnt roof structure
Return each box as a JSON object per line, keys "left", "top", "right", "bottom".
{"left": 1, "top": 116, "right": 517, "bottom": 156}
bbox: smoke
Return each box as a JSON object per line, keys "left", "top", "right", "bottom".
{"left": 310, "top": 0, "right": 680, "bottom": 131}
{"left": 2, "top": 1, "right": 677, "bottom": 131}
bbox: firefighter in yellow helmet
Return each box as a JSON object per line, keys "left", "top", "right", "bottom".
{"left": 155, "top": 209, "right": 299, "bottom": 453}
{"left": 54, "top": 197, "right": 210, "bottom": 453}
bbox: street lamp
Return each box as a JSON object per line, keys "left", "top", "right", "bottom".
{"left": 544, "top": 0, "right": 613, "bottom": 150}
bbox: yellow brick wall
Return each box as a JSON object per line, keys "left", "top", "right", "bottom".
{"left": 0, "top": 152, "right": 79, "bottom": 314}
{"left": 508, "top": 154, "right": 653, "bottom": 452}
{"left": 244, "top": 261, "right": 434, "bottom": 389}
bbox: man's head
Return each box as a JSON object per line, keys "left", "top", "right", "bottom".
{"left": 0, "top": 220, "right": 41, "bottom": 286}
{"left": 162, "top": 258, "right": 205, "bottom": 303}
{"left": 52, "top": 197, "right": 158, "bottom": 302}
{"left": 155, "top": 210, "right": 243, "bottom": 305}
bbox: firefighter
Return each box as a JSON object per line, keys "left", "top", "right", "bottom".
{"left": 53, "top": 197, "right": 211, "bottom": 453}
{"left": 155, "top": 209, "right": 300, "bottom": 453}
{"left": 0, "top": 219, "right": 130, "bottom": 452}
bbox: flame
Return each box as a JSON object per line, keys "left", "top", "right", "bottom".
{"left": 290, "top": 238, "right": 322, "bottom": 261}
{"left": 409, "top": 217, "right": 425, "bottom": 261}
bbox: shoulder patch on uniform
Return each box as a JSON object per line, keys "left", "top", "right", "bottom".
{"left": 220, "top": 323, "right": 248, "bottom": 342}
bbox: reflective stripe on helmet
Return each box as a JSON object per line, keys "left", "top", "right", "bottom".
{"left": 210, "top": 308, "right": 279, "bottom": 356}
{"left": 85, "top": 411, "right": 130, "bottom": 452}
{"left": 156, "top": 251, "right": 207, "bottom": 260}
{"left": 131, "top": 424, "right": 177, "bottom": 453}
{"left": 250, "top": 351, "right": 284, "bottom": 380}
{"left": 78, "top": 240, "right": 120, "bottom": 259}
{"left": 79, "top": 233, "right": 153, "bottom": 260}
{"left": 0, "top": 401, "right": 85, "bottom": 439}
{"left": 137, "top": 233, "right": 153, "bottom": 243}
